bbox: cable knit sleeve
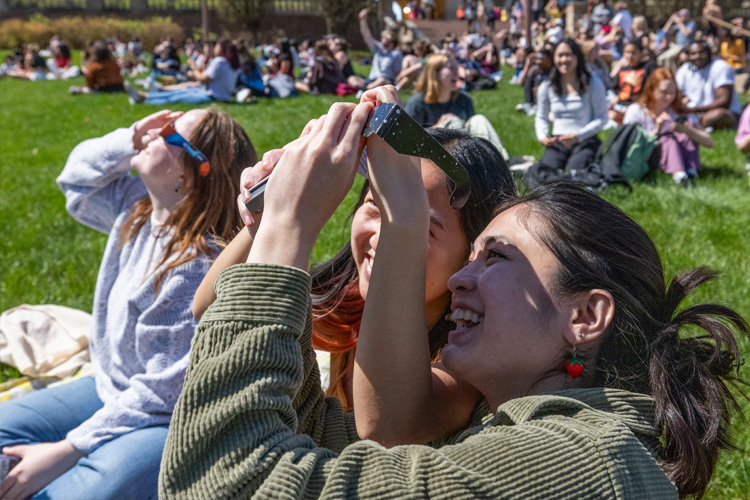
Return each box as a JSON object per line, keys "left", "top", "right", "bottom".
{"left": 56, "top": 125, "right": 147, "bottom": 234}
{"left": 159, "top": 264, "right": 677, "bottom": 500}
{"left": 66, "top": 264, "right": 205, "bottom": 453}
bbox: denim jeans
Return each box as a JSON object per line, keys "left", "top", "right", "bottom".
{"left": 144, "top": 87, "right": 213, "bottom": 105}
{"left": 0, "top": 377, "right": 168, "bottom": 500}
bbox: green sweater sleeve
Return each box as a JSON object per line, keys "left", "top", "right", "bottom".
{"left": 160, "top": 264, "right": 677, "bottom": 500}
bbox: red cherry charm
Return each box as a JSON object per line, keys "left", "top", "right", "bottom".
{"left": 565, "top": 355, "right": 584, "bottom": 379}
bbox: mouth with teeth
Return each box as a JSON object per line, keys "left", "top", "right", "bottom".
{"left": 449, "top": 308, "right": 484, "bottom": 331}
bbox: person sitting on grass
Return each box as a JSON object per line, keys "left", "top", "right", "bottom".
{"left": 69, "top": 41, "right": 124, "bottom": 95}
{"left": 294, "top": 40, "right": 345, "bottom": 96}
{"left": 158, "top": 93, "right": 748, "bottom": 500}
{"left": 0, "top": 108, "right": 256, "bottom": 500}
{"left": 609, "top": 40, "right": 655, "bottom": 123}
{"left": 358, "top": 8, "right": 403, "bottom": 91}
{"left": 675, "top": 40, "right": 742, "bottom": 130}
{"left": 623, "top": 67, "right": 714, "bottom": 186}
{"left": 405, "top": 54, "right": 509, "bottom": 160}
{"left": 533, "top": 38, "right": 608, "bottom": 181}
{"left": 125, "top": 39, "right": 240, "bottom": 105}
{"left": 5, "top": 44, "right": 50, "bottom": 81}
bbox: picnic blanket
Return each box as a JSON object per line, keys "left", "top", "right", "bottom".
{"left": 0, "top": 304, "right": 92, "bottom": 402}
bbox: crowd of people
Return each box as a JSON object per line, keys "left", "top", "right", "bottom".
{"left": 502, "top": 0, "right": 750, "bottom": 185}
{"left": 2, "top": 3, "right": 750, "bottom": 499}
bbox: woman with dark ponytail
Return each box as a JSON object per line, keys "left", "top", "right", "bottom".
{"left": 161, "top": 96, "right": 746, "bottom": 499}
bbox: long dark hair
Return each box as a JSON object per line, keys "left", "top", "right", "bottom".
{"left": 311, "top": 129, "right": 515, "bottom": 408}
{"left": 549, "top": 38, "right": 591, "bottom": 96}
{"left": 218, "top": 39, "right": 240, "bottom": 70}
{"left": 495, "top": 183, "right": 748, "bottom": 499}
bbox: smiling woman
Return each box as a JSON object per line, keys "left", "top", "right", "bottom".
{"left": 161, "top": 169, "right": 748, "bottom": 499}
{"left": 0, "top": 108, "right": 256, "bottom": 500}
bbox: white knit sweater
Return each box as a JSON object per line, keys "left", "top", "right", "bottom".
{"left": 57, "top": 126, "right": 212, "bottom": 453}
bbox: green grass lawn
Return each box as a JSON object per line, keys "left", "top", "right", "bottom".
{"left": 2, "top": 65, "right": 750, "bottom": 497}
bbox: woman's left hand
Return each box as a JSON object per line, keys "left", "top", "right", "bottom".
{"left": 0, "top": 441, "right": 85, "bottom": 499}
{"left": 358, "top": 86, "right": 426, "bottom": 223}
{"left": 559, "top": 133, "right": 578, "bottom": 148}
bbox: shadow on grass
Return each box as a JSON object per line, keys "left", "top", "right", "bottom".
{"left": 698, "top": 165, "right": 747, "bottom": 182}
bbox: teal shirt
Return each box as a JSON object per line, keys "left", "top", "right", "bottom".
{"left": 159, "top": 264, "right": 678, "bottom": 499}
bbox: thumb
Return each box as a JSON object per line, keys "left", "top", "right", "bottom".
{"left": 2, "top": 445, "right": 25, "bottom": 457}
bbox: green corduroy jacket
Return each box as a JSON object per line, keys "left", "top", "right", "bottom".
{"left": 159, "top": 264, "right": 678, "bottom": 499}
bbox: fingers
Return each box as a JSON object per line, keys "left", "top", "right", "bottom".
{"left": 237, "top": 193, "right": 255, "bottom": 227}
{"left": 359, "top": 85, "right": 402, "bottom": 108}
{"left": 300, "top": 118, "right": 320, "bottom": 138}
{"left": 0, "top": 473, "right": 16, "bottom": 497}
{"left": 321, "top": 103, "right": 355, "bottom": 142}
{"left": 2, "top": 445, "right": 22, "bottom": 457}
{"left": 340, "top": 101, "right": 374, "bottom": 152}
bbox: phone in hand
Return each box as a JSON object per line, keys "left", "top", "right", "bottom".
{"left": 0, "top": 454, "right": 20, "bottom": 483}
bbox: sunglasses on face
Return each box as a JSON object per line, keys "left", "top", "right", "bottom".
{"left": 159, "top": 120, "right": 210, "bottom": 176}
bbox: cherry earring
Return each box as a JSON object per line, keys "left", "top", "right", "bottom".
{"left": 565, "top": 344, "right": 584, "bottom": 379}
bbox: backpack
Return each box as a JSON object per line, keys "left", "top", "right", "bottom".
{"left": 523, "top": 124, "right": 657, "bottom": 192}
{"left": 595, "top": 123, "right": 657, "bottom": 182}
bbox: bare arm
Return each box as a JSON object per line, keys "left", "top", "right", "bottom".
{"left": 359, "top": 9, "right": 377, "bottom": 52}
{"left": 688, "top": 85, "right": 733, "bottom": 113}
{"left": 676, "top": 121, "right": 715, "bottom": 148}
{"left": 194, "top": 149, "right": 286, "bottom": 319}
{"left": 352, "top": 88, "right": 482, "bottom": 447}
{"left": 193, "top": 228, "right": 253, "bottom": 320}
{"left": 737, "top": 134, "right": 750, "bottom": 155}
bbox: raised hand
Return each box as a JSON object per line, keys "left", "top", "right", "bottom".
{"left": 247, "top": 101, "right": 373, "bottom": 270}
{"left": 132, "top": 110, "right": 182, "bottom": 150}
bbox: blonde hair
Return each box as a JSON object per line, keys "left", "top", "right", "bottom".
{"left": 415, "top": 53, "right": 458, "bottom": 104}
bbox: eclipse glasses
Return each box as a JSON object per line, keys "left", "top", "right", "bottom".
{"left": 244, "top": 103, "right": 471, "bottom": 213}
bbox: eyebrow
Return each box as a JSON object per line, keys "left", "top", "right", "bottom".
{"left": 470, "top": 234, "right": 516, "bottom": 258}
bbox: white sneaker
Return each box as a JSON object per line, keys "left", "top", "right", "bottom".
{"left": 236, "top": 88, "right": 251, "bottom": 103}
{"left": 525, "top": 105, "right": 537, "bottom": 116}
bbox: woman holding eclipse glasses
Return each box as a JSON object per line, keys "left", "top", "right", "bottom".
{"left": 0, "top": 108, "right": 256, "bottom": 500}
{"left": 159, "top": 90, "right": 747, "bottom": 499}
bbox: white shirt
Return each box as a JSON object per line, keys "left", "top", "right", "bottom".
{"left": 675, "top": 58, "right": 742, "bottom": 115}
{"left": 612, "top": 10, "right": 633, "bottom": 39}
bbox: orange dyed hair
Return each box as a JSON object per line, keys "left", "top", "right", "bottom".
{"left": 119, "top": 108, "right": 257, "bottom": 293}
{"left": 637, "top": 67, "right": 686, "bottom": 117}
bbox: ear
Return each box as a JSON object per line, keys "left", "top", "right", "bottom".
{"left": 562, "top": 289, "right": 614, "bottom": 346}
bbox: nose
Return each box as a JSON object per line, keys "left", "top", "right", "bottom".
{"left": 448, "top": 259, "right": 478, "bottom": 294}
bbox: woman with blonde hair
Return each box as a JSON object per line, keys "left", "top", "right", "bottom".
{"left": 623, "top": 67, "right": 714, "bottom": 184}
{"left": 404, "top": 53, "right": 509, "bottom": 159}
{"left": 0, "top": 108, "right": 256, "bottom": 499}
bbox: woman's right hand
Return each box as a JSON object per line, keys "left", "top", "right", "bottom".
{"left": 132, "top": 110, "right": 182, "bottom": 150}
{"left": 247, "top": 101, "right": 373, "bottom": 270}
{"left": 541, "top": 136, "right": 559, "bottom": 147}
{"left": 655, "top": 112, "right": 675, "bottom": 134}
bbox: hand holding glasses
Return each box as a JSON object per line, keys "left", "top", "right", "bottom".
{"left": 244, "top": 102, "right": 471, "bottom": 214}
